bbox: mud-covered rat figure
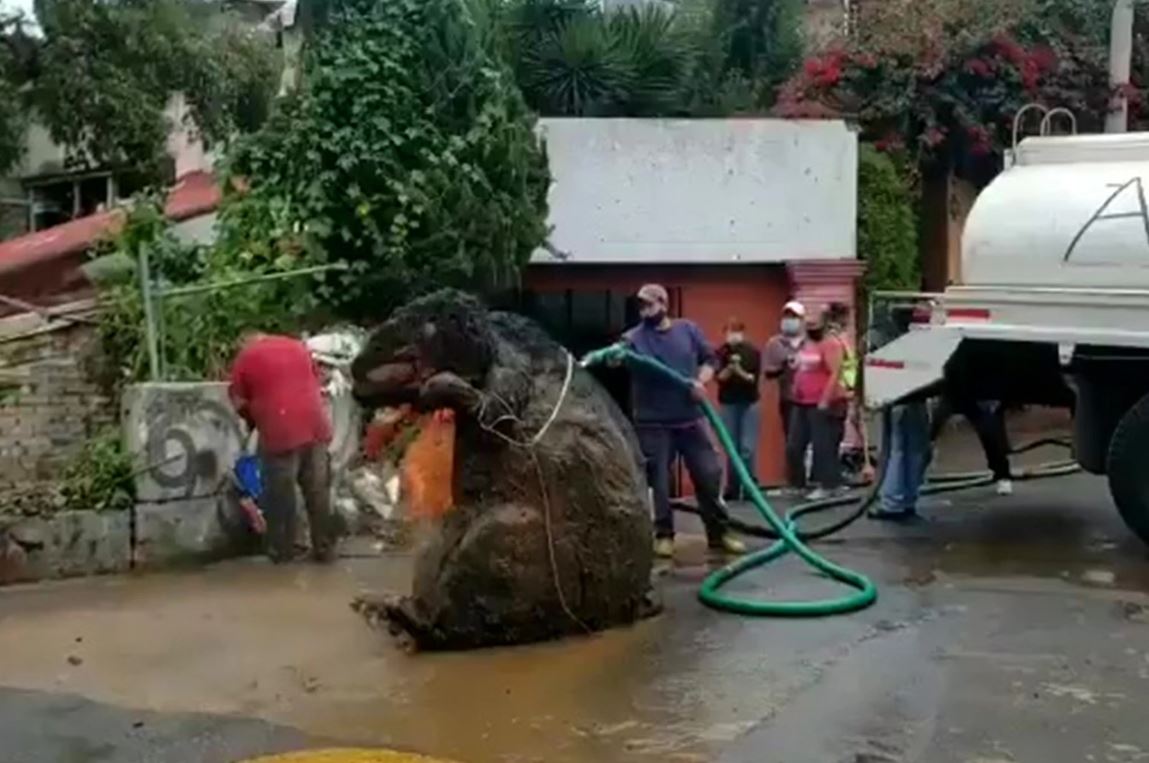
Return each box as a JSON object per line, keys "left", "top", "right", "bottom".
{"left": 350, "top": 289, "right": 658, "bottom": 650}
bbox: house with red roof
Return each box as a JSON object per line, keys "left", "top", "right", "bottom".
{"left": 0, "top": 0, "right": 300, "bottom": 316}
{"left": 0, "top": 170, "right": 224, "bottom": 316}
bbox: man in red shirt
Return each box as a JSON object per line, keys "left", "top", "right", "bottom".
{"left": 229, "top": 332, "right": 336, "bottom": 563}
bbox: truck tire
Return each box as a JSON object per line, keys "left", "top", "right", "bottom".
{"left": 1106, "top": 392, "right": 1149, "bottom": 545}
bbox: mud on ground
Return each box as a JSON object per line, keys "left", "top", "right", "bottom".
{"left": 2, "top": 415, "right": 1149, "bottom": 763}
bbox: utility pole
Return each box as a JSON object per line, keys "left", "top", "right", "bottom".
{"left": 1107, "top": 0, "right": 1135, "bottom": 133}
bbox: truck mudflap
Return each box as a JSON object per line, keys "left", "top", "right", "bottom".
{"left": 864, "top": 326, "right": 964, "bottom": 408}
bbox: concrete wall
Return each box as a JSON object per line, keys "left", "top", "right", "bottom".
{"left": 0, "top": 511, "right": 130, "bottom": 584}
{"left": 535, "top": 118, "right": 858, "bottom": 266}
{"left": 0, "top": 308, "right": 115, "bottom": 491}
{"left": 14, "top": 95, "right": 216, "bottom": 182}
{"left": 122, "top": 383, "right": 246, "bottom": 503}
{"left": 1, "top": 378, "right": 259, "bottom": 585}
{"left": 172, "top": 211, "right": 219, "bottom": 247}
{"left": 120, "top": 383, "right": 273, "bottom": 570}
{"left": 13, "top": 122, "right": 70, "bottom": 180}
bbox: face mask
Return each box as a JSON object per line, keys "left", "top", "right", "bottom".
{"left": 726, "top": 332, "right": 744, "bottom": 345}
{"left": 642, "top": 309, "right": 666, "bottom": 328}
{"left": 780, "top": 317, "right": 801, "bottom": 336}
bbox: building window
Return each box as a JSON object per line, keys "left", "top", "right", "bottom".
{"left": 24, "top": 172, "right": 133, "bottom": 232}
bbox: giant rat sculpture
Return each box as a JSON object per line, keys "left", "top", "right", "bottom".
{"left": 350, "top": 289, "right": 658, "bottom": 650}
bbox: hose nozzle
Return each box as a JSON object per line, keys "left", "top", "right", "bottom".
{"left": 580, "top": 343, "right": 626, "bottom": 368}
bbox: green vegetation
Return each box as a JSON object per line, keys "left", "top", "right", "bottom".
{"left": 0, "top": 14, "right": 29, "bottom": 173}
{"left": 489, "top": 0, "right": 804, "bottom": 116}
{"left": 223, "top": 0, "right": 550, "bottom": 320}
{"left": 85, "top": 0, "right": 1149, "bottom": 384}
{"left": 96, "top": 197, "right": 313, "bottom": 385}
{"left": 60, "top": 428, "right": 135, "bottom": 512}
{"left": 0, "top": 0, "right": 281, "bottom": 180}
{"left": 97, "top": 0, "right": 550, "bottom": 382}
{"left": 777, "top": 0, "right": 1149, "bottom": 167}
{"left": 857, "top": 145, "right": 919, "bottom": 292}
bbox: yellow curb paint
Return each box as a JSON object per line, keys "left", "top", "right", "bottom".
{"left": 242, "top": 750, "right": 460, "bottom": 763}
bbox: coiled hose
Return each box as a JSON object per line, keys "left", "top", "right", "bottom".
{"left": 583, "top": 345, "right": 878, "bottom": 617}
{"left": 582, "top": 344, "right": 1081, "bottom": 618}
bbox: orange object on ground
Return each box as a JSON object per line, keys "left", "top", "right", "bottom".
{"left": 363, "top": 404, "right": 415, "bottom": 461}
{"left": 401, "top": 409, "right": 456, "bottom": 519}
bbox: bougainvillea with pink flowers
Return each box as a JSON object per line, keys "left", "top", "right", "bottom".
{"left": 775, "top": 0, "right": 1140, "bottom": 166}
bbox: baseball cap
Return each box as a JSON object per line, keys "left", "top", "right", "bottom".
{"left": 637, "top": 283, "right": 669, "bottom": 305}
{"left": 782, "top": 300, "right": 806, "bottom": 317}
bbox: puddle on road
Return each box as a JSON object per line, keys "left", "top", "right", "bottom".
{"left": 882, "top": 497, "right": 1149, "bottom": 594}
{"left": 0, "top": 553, "right": 788, "bottom": 763}
{"left": 6, "top": 471, "right": 1149, "bottom": 763}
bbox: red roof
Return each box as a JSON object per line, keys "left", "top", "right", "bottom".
{"left": 0, "top": 170, "right": 223, "bottom": 314}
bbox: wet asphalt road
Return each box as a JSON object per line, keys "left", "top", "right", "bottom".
{"left": 3, "top": 470, "right": 1149, "bottom": 763}
{"left": 0, "top": 687, "right": 316, "bottom": 763}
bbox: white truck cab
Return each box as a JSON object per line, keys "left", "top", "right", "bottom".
{"left": 866, "top": 131, "right": 1149, "bottom": 544}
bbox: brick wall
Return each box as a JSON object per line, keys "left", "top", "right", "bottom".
{"left": 0, "top": 304, "right": 115, "bottom": 491}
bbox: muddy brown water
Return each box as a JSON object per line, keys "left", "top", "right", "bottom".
{"left": 5, "top": 412, "right": 1149, "bottom": 762}
{"left": 0, "top": 540, "right": 776, "bottom": 763}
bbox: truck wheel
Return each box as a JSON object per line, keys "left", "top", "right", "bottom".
{"left": 1106, "top": 392, "right": 1149, "bottom": 545}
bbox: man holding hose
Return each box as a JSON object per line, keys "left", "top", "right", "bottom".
{"left": 623, "top": 284, "right": 746, "bottom": 559}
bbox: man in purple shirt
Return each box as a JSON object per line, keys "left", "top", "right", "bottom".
{"left": 624, "top": 284, "right": 745, "bottom": 559}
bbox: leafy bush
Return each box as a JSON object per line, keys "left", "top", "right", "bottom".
{"left": 223, "top": 0, "right": 550, "bottom": 320}
{"left": 774, "top": 0, "right": 1149, "bottom": 166}
{"left": 26, "top": 0, "right": 281, "bottom": 180}
{"left": 98, "top": 0, "right": 551, "bottom": 379}
{"left": 60, "top": 429, "right": 135, "bottom": 513}
{"left": 857, "top": 144, "right": 919, "bottom": 293}
{"left": 96, "top": 198, "right": 317, "bottom": 385}
{"left": 508, "top": 1, "right": 693, "bottom": 116}
{"left": 706, "top": 0, "right": 803, "bottom": 104}
{"left": 498, "top": 0, "right": 802, "bottom": 117}
{"left": 0, "top": 15, "right": 27, "bottom": 173}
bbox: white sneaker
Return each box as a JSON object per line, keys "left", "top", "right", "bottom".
{"left": 805, "top": 488, "right": 830, "bottom": 502}
{"left": 996, "top": 479, "right": 1014, "bottom": 496}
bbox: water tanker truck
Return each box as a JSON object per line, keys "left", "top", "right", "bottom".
{"left": 865, "top": 129, "right": 1149, "bottom": 544}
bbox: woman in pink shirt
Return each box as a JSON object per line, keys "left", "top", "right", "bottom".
{"left": 785, "top": 307, "right": 848, "bottom": 499}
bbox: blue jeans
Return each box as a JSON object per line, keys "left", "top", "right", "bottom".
{"left": 637, "top": 422, "right": 730, "bottom": 543}
{"left": 879, "top": 402, "right": 932, "bottom": 514}
{"left": 720, "top": 402, "right": 760, "bottom": 497}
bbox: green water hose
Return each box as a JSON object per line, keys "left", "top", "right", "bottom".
{"left": 582, "top": 344, "right": 878, "bottom": 617}
{"left": 672, "top": 436, "right": 1079, "bottom": 543}
{"left": 582, "top": 344, "right": 1082, "bottom": 618}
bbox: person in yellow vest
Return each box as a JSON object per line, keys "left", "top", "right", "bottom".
{"left": 826, "top": 302, "right": 858, "bottom": 389}
{"left": 826, "top": 302, "right": 873, "bottom": 483}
